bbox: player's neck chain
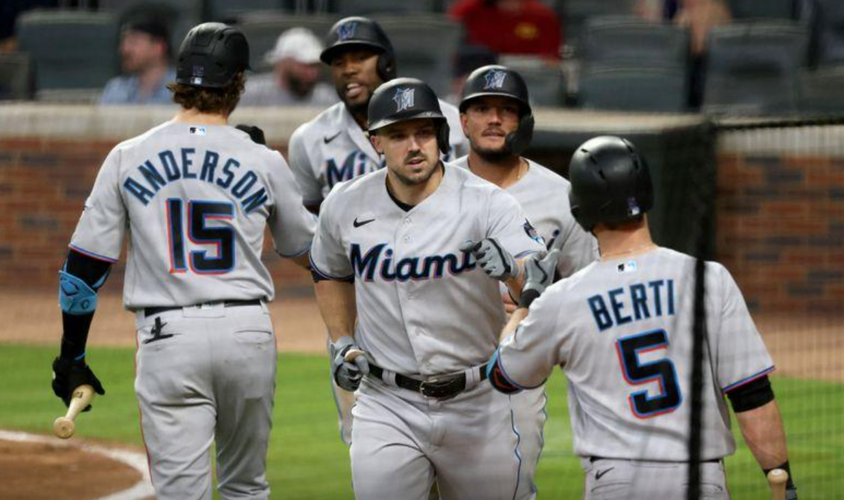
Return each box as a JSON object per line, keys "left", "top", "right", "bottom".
{"left": 600, "top": 243, "right": 658, "bottom": 260}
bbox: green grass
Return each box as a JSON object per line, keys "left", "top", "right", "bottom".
{"left": 1, "top": 344, "right": 842, "bottom": 499}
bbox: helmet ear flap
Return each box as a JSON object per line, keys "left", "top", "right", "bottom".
{"left": 437, "top": 121, "right": 451, "bottom": 155}
{"left": 504, "top": 113, "right": 534, "bottom": 157}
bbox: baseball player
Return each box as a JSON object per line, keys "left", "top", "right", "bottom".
{"left": 487, "top": 136, "right": 797, "bottom": 500}
{"left": 287, "top": 15, "right": 467, "bottom": 446}
{"left": 453, "top": 64, "right": 597, "bottom": 499}
{"left": 50, "top": 23, "right": 316, "bottom": 500}
{"left": 310, "top": 77, "right": 545, "bottom": 500}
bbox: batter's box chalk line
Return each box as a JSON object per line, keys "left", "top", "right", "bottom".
{"left": 0, "top": 429, "right": 154, "bottom": 500}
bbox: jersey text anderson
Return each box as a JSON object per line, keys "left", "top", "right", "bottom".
{"left": 122, "top": 148, "right": 269, "bottom": 213}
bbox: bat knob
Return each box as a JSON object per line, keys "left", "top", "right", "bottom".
{"left": 344, "top": 348, "right": 366, "bottom": 363}
{"left": 53, "top": 417, "right": 75, "bottom": 439}
{"left": 768, "top": 468, "right": 788, "bottom": 484}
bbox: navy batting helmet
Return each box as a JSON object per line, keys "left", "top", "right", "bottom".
{"left": 568, "top": 136, "right": 653, "bottom": 231}
{"left": 368, "top": 78, "right": 450, "bottom": 154}
{"left": 175, "top": 23, "right": 250, "bottom": 88}
{"left": 459, "top": 65, "right": 535, "bottom": 156}
{"left": 321, "top": 17, "right": 397, "bottom": 81}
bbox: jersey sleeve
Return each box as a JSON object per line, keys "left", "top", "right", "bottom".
{"left": 710, "top": 263, "right": 775, "bottom": 393}
{"left": 69, "top": 147, "right": 126, "bottom": 262}
{"left": 486, "top": 188, "right": 546, "bottom": 259}
{"left": 309, "top": 190, "right": 353, "bottom": 280}
{"left": 266, "top": 152, "right": 317, "bottom": 257}
{"left": 287, "top": 126, "right": 324, "bottom": 206}
{"left": 496, "top": 289, "right": 568, "bottom": 388}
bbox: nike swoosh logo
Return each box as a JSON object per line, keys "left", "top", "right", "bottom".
{"left": 324, "top": 131, "right": 342, "bottom": 144}
{"left": 353, "top": 217, "right": 375, "bottom": 228}
{"left": 595, "top": 468, "right": 614, "bottom": 480}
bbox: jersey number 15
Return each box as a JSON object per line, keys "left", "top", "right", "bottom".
{"left": 166, "top": 199, "right": 235, "bottom": 274}
{"left": 616, "top": 329, "right": 683, "bottom": 419}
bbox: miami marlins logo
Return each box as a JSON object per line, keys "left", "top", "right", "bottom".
{"left": 393, "top": 87, "right": 415, "bottom": 112}
{"left": 338, "top": 22, "right": 358, "bottom": 41}
{"left": 484, "top": 69, "right": 507, "bottom": 90}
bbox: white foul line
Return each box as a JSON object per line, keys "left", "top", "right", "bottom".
{"left": 0, "top": 429, "right": 154, "bottom": 500}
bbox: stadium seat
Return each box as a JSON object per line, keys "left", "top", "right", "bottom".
{"left": 209, "top": 0, "right": 285, "bottom": 22}
{"left": 810, "top": 0, "right": 844, "bottom": 66}
{"left": 583, "top": 16, "right": 690, "bottom": 68}
{"left": 798, "top": 66, "right": 844, "bottom": 114}
{"left": 237, "top": 14, "right": 337, "bottom": 72}
{"left": 702, "top": 22, "right": 809, "bottom": 115}
{"left": 338, "top": 0, "right": 440, "bottom": 16}
{"left": 99, "top": 0, "right": 202, "bottom": 51}
{"left": 579, "top": 65, "right": 688, "bottom": 113}
{"left": 376, "top": 15, "right": 462, "bottom": 97}
{"left": 560, "top": 0, "right": 636, "bottom": 54}
{"left": 728, "top": 0, "right": 798, "bottom": 20}
{"left": 0, "top": 53, "right": 34, "bottom": 101}
{"left": 17, "top": 10, "right": 119, "bottom": 92}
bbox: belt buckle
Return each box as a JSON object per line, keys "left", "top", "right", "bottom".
{"left": 419, "top": 375, "right": 464, "bottom": 400}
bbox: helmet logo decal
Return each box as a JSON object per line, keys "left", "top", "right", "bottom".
{"left": 338, "top": 22, "right": 358, "bottom": 41}
{"left": 627, "top": 197, "right": 641, "bottom": 216}
{"left": 393, "top": 88, "right": 415, "bottom": 112}
{"left": 484, "top": 70, "right": 508, "bottom": 90}
{"left": 191, "top": 65, "right": 205, "bottom": 85}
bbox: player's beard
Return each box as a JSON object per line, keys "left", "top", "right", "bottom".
{"left": 474, "top": 142, "right": 514, "bottom": 163}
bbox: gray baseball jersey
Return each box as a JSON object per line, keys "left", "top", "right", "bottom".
{"left": 453, "top": 156, "right": 597, "bottom": 278}
{"left": 287, "top": 99, "right": 468, "bottom": 206}
{"left": 452, "top": 156, "right": 597, "bottom": 500}
{"left": 496, "top": 247, "right": 774, "bottom": 461}
{"left": 70, "top": 120, "right": 316, "bottom": 309}
{"left": 312, "top": 162, "right": 545, "bottom": 500}
{"left": 311, "top": 163, "right": 546, "bottom": 376}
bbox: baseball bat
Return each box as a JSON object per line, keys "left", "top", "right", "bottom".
{"left": 344, "top": 348, "right": 366, "bottom": 363}
{"left": 767, "top": 468, "right": 788, "bottom": 500}
{"left": 52, "top": 384, "right": 94, "bottom": 439}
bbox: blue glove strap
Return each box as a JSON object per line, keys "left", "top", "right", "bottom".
{"left": 59, "top": 270, "right": 98, "bottom": 315}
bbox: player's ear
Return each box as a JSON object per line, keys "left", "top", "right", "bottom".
{"left": 369, "top": 132, "right": 384, "bottom": 155}
{"left": 459, "top": 112, "right": 470, "bottom": 139}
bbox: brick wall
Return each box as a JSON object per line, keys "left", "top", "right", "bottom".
{"left": 717, "top": 152, "right": 844, "bottom": 314}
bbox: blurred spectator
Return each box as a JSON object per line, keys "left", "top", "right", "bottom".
{"left": 1, "top": 0, "right": 58, "bottom": 53}
{"left": 99, "top": 14, "right": 175, "bottom": 105}
{"left": 636, "top": 0, "right": 732, "bottom": 56}
{"left": 240, "top": 28, "right": 337, "bottom": 107}
{"left": 449, "top": 0, "right": 563, "bottom": 61}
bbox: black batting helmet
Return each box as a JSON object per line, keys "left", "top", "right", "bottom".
{"left": 321, "top": 17, "right": 397, "bottom": 81}
{"left": 568, "top": 136, "right": 653, "bottom": 231}
{"left": 175, "top": 23, "right": 250, "bottom": 88}
{"left": 368, "top": 78, "right": 450, "bottom": 154}
{"left": 459, "top": 65, "right": 535, "bottom": 156}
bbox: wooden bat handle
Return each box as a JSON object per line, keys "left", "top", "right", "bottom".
{"left": 344, "top": 348, "right": 366, "bottom": 363}
{"left": 767, "top": 468, "right": 789, "bottom": 500}
{"left": 53, "top": 384, "right": 95, "bottom": 439}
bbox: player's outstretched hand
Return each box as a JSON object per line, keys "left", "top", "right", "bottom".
{"left": 330, "top": 336, "right": 370, "bottom": 392}
{"left": 51, "top": 357, "right": 105, "bottom": 412}
{"left": 235, "top": 124, "right": 267, "bottom": 145}
{"left": 518, "top": 250, "right": 560, "bottom": 309}
{"left": 460, "top": 238, "right": 519, "bottom": 282}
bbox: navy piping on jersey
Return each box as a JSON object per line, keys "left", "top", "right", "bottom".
{"left": 309, "top": 253, "right": 355, "bottom": 282}
{"left": 69, "top": 244, "right": 118, "bottom": 263}
{"left": 722, "top": 366, "right": 776, "bottom": 393}
{"left": 278, "top": 243, "right": 312, "bottom": 259}
{"left": 489, "top": 346, "right": 547, "bottom": 391}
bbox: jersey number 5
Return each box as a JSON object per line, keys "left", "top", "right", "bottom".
{"left": 166, "top": 199, "right": 235, "bottom": 274}
{"left": 616, "top": 329, "right": 683, "bottom": 419}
